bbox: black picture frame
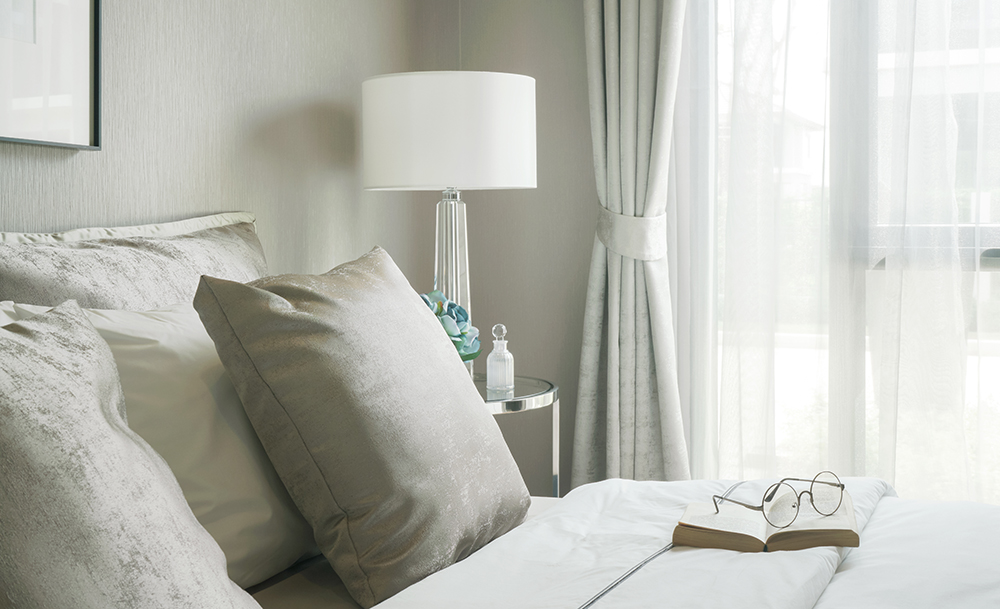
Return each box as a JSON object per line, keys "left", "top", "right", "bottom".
{"left": 0, "top": 0, "right": 101, "bottom": 150}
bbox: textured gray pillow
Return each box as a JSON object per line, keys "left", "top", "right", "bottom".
{"left": 0, "top": 301, "right": 260, "bottom": 609}
{"left": 0, "top": 301, "right": 317, "bottom": 589}
{"left": 0, "top": 213, "right": 267, "bottom": 309}
{"left": 193, "top": 247, "right": 530, "bottom": 608}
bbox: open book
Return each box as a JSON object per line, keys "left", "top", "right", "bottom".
{"left": 672, "top": 491, "right": 859, "bottom": 552}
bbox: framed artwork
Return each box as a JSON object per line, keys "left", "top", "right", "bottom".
{"left": 0, "top": 0, "right": 100, "bottom": 150}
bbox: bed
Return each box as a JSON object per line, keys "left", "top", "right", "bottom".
{"left": 2, "top": 213, "right": 998, "bottom": 609}
{"left": 251, "top": 478, "right": 1000, "bottom": 609}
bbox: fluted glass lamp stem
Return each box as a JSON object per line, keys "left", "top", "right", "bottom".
{"left": 434, "top": 188, "right": 473, "bottom": 375}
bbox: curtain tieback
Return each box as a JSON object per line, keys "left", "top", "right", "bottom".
{"left": 596, "top": 205, "right": 667, "bottom": 261}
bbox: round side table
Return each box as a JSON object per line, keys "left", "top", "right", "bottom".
{"left": 473, "top": 374, "right": 559, "bottom": 497}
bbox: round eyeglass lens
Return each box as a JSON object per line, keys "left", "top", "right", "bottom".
{"left": 763, "top": 482, "right": 798, "bottom": 528}
{"left": 810, "top": 471, "right": 843, "bottom": 515}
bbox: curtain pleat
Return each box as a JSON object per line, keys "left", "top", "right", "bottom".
{"left": 573, "top": 0, "right": 691, "bottom": 487}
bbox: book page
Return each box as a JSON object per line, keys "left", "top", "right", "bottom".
{"left": 764, "top": 492, "right": 857, "bottom": 538}
{"left": 678, "top": 502, "right": 768, "bottom": 542}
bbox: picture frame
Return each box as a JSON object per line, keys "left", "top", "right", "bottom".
{"left": 0, "top": 0, "right": 100, "bottom": 150}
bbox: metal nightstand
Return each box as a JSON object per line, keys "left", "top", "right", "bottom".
{"left": 473, "top": 374, "right": 559, "bottom": 497}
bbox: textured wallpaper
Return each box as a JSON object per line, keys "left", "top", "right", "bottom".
{"left": 0, "top": 0, "right": 429, "bottom": 278}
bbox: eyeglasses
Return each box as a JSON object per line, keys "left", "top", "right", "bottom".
{"left": 712, "top": 471, "right": 845, "bottom": 529}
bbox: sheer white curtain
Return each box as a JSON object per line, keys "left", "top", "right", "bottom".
{"left": 678, "top": 0, "right": 1000, "bottom": 503}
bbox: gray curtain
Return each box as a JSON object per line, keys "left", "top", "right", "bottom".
{"left": 572, "top": 0, "right": 691, "bottom": 486}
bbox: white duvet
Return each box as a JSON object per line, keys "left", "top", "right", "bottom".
{"left": 377, "top": 478, "right": 1000, "bottom": 608}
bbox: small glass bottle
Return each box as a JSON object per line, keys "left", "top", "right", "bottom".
{"left": 486, "top": 324, "right": 515, "bottom": 401}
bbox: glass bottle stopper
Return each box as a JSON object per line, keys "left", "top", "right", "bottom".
{"left": 493, "top": 323, "right": 507, "bottom": 341}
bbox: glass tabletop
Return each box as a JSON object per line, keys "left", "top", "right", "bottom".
{"left": 472, "top": 373, "right": 558, "bottom": 414}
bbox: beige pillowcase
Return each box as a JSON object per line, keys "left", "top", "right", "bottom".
{"left": 193, "top": 246, "right": 530, "bottom": 608}
{"left": 0, "top": 301, "right": 260, "bottom": 608}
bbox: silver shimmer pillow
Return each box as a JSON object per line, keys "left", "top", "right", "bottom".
{"left": 0, "top": 212, "right": 267, "bottom": 309}
{"left": 0, "top": 301, "right": 317, "bottom": 589}
{"left": 193, "top": 247, "right": 530, "bottom": 608}
{"left": 0, "top": 301, "right": 260, "bottom": 608}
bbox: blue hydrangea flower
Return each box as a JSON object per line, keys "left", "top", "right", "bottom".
{"left": 421, "top": 290, "right": 481, "bottom": 361}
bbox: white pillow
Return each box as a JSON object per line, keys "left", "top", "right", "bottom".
{"left": 0, "top": 302, "right": 317, "bottom": 588}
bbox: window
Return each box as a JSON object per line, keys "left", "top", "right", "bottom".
{"left": 702, "top": 0, "right": 1000, "bottom": 502}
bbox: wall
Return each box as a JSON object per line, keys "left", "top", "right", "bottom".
{"left": 410, "top": 1, "right": 596, "bottom": 491}
{"left": 0, "top": 0, "right": 596, "bottom": 492}
{"left": 0, "top": 0, "right": 429, "bottom": 280}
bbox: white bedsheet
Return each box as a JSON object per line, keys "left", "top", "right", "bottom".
{"left": 814, "top": 495, "right": 1000, "bottom": 608}
{"left": 259, "top": 479, "right": 1000, "bottom": 609}
{"left": 376, "top": 478, "right": 894, "bottom": 608}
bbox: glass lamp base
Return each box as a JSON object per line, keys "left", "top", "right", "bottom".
{"left": 434, "top": 190, "right": 470, "bottom": 312}
{"left": 434, "top": 188, "right": 474, "bottom": 378}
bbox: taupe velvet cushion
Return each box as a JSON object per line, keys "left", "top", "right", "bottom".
{"left": 0, "top": 301, "right": 260, "bottom": 609}
{"left": 0, "top": 212, "right": 267, "bottom": 309}
{"left": 193, "top": 247, "right": 530, "bottom": 608}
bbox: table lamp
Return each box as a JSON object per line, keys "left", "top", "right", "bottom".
{"left": 362, "top": 71, "right": 537, "bottom": 372}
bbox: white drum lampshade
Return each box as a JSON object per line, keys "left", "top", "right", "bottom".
{"left": 362, "top": 71, "right": 536, "bottom": 191}
{"left": 361, "top": 71, "right": 537, "bottom": 376}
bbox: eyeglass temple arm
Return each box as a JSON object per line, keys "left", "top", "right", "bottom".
{"left": 713, "top": 495, "right": 763, "bottom": 514}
